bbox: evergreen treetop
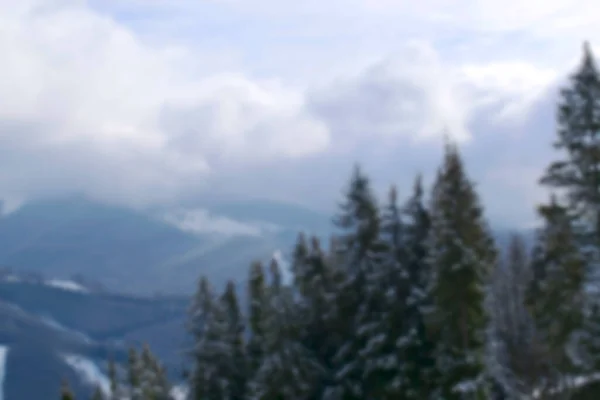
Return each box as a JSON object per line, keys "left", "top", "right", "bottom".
{"left": 541, "top": 42, "right": 600, "bottom": 242}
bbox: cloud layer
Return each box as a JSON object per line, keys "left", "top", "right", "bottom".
{"left": 0, "top": 0, "right": 598, "bottom": 228}
{"left": 0, "top": 0, "right": 328, "bottom": 208}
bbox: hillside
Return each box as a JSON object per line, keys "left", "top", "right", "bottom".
{"left": 0, "top": 197, "right": 321, "bottom": 295}
{"left": 0, "top": 277, "right": 188, "bottom": 399}
{"left": 0, "top": 196, "right": 533, "bottom": 296}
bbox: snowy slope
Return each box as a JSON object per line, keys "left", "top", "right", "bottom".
{"left": 63, "top": 354, "right": 110, "bottom": 394}
{"left": 45, "top": 279, "right": 89, "bottom": 293}
{"left": 0, "top": 280, "right": 188, "bottom": 399}
{"left": 64, "top": 354, "right": 188, "bottom": 400}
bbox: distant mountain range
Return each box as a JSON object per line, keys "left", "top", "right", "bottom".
{"left": 0, "top": 196, "right": 535, "bottom": 296}
{"left": 0, "top": 196, "right": 332, "bottom": 296}
{"left": 0, "top": 275, "right": 188, "bottom": 399}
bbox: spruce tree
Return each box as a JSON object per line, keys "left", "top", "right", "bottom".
{"left": 140, "top": 344, "right": 154, "bottom": 399}
{"left": 527, "top": 196, "right": 586, "bottom": 394}
{"left": 295, "top": 236, "right": 342, "bottom": 397}
{"left": 400, "top": 175, "right": 437, "bottom": 399}
{"left": 426, "top": 141, "right": 497, "bottom": 399}
{"left": 221, "top": 281, "right": 248, "bottom": 400}
{"left": 360, "top": 185, "right": 409, "bottom": 400}
{"left": 333, "top": 164, "right": 383, "bottom": 264}
{"left": 127, "top": 348, "right": 143, "bottom": 400}
{"left": 327, "top": 164, "right": 387, "bottom": 400}
{"left": 403, "top": 174, "right": 432, "bottom": 293}
{"left": 290, "top": 233, "right": 310, "bottom": 293}
{"left": 137, "top": 343, "right": 172, "bottom": 400}
{"left": 248, "top": 259, "right": 322, "bottom": 399}
{"left": 489, "top": 235, "right": 549, "bottom": 398}
{"left": 149, "top": 357, "right": 172, "bottom": 400}
{"left": 540, "top": 42, "right": 600, "bottom": 248}
{"left": 247, "top": 261, "right": 269, "bottom": 378}
{"left": 107, "top": 356, "right": 119, "bottom": 400}
{"left": 536, "top": 42, "right": 600, "bottom": 391}
{"left": 188, "top": 276, "right": 230, "bottom": 400}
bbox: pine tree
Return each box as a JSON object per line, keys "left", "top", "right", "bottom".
{"left": 400, "top": 175, "right": 438, "bottom": 399}
{"left": 188, "top": 276, "right": 230, "bottom": 400}
{"left": 327, "top": 164, "right": 387, "bottom": 400}
{"left": 248, "top": 259, "right": 322, "bottom": 399}
{"left": 333, "top": 164, "right": 383, "bottom": 264}
{"left": 527, "top": 196, "right": 586, "bottom": 394}
{"left": 140, "top": 344, "right": 154, "bottom": 398}
{"left": 107, "top": 356, "right": 119, "bottom": 400}
{"left": 247, "top": 261, "right": 269, "bottom": 378}
{"left": 127, "top": 348, "right": 143, "bottom": 400}
{"left": 536, "top": 42, "right": 600, "bottom": 392}
{"left": 290, "top": 233, "right": 315, "bottom": 300}
{"left": 359, "top": 185, "right": 408, "bottom": 400}
{"left": 137, "top": 343, "right": 172, "bottom": 400}
{"left": 426, "top": 141, "right": 497, "bottom": 399}
{"left": 489, "top": 235, "right": 550, "bottom": 398}
{"left": 188, "top": 278, "right": 247, "bottom": 400}
{"left": 381, "top": 185, "right": 404, "bottom": 261}
{"left": 149, "top": 357, "right": 172, "bottom": 400}
{"left": 403, "top": 174, "right": 432, "bottom": 295}
{"left": 221, "top": 281, "right": 248, "bottom": 400}
{"left": 540, "top": 42, "right": 600, "bottom": 249}
{"left": 293, "top": 236, "right": 342, "bottom": 397}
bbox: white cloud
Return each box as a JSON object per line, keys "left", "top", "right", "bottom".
{"left": 0, "top": 0, "right": 597, "bottom": 229}
{"left": 0, "top": 0, "right": 329, "bottom": 207}
{"left": 458, "top": 62, "right": 558, "bottom": 125}
{"left": 309, "top": 42, "right": 471, "bottom": 145}
{"left": 160, "top": 74, "right": 329, "bottom": 165}
{"left": 308, "top": 42, "right": 559, "bottom": 150}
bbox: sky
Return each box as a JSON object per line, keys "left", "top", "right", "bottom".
{"left": 0, "top": 0, "right": 598, "bottom": 229}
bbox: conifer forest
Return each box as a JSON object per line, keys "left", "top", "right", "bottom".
{"left": 62, "top": 43, "right": 600, "bottom": 400}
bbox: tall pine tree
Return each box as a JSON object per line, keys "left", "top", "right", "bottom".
{"left": 400, "top": 175, "right": 437, "bottom": 399}
{"left": 247, "top": 261, "right": 269, "bottom": 379}
{"left": 327, "top": 165, "right": 387, "bottom": 400}
{"left": 248, "top": 259, "right": 322, "bottom": 399}
{"left": 128, "top": 347, "right": 143, "bottom": 400}
{"left": 426, "top": 141, "right": 497, "bottom": 399}
{"left": 489, "top": 235, "right": 550, "bottom": 398}
{"left": 527, "top": 196, "right": 586, "bottom": 395}
{"left": 187, "top": 276, "right": 230, "bottom": 400}
{"left": 358, "top": 185, "right": 406, "bottom": 400}
{"left": 292, "top": 235, "right": 340, "bottom": 397}
{"left": 536, "top": 41, "right": 600, "bottom": 390}
{"left": 221, "top": 281, "right": 248, "bottom": 400}
{"left": 540, "top": 42, "right": 600, "bottom": 250}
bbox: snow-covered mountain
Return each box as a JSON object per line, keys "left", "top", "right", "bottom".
{"left": 0, "top": 275, "right": 188, "bottom": 399}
